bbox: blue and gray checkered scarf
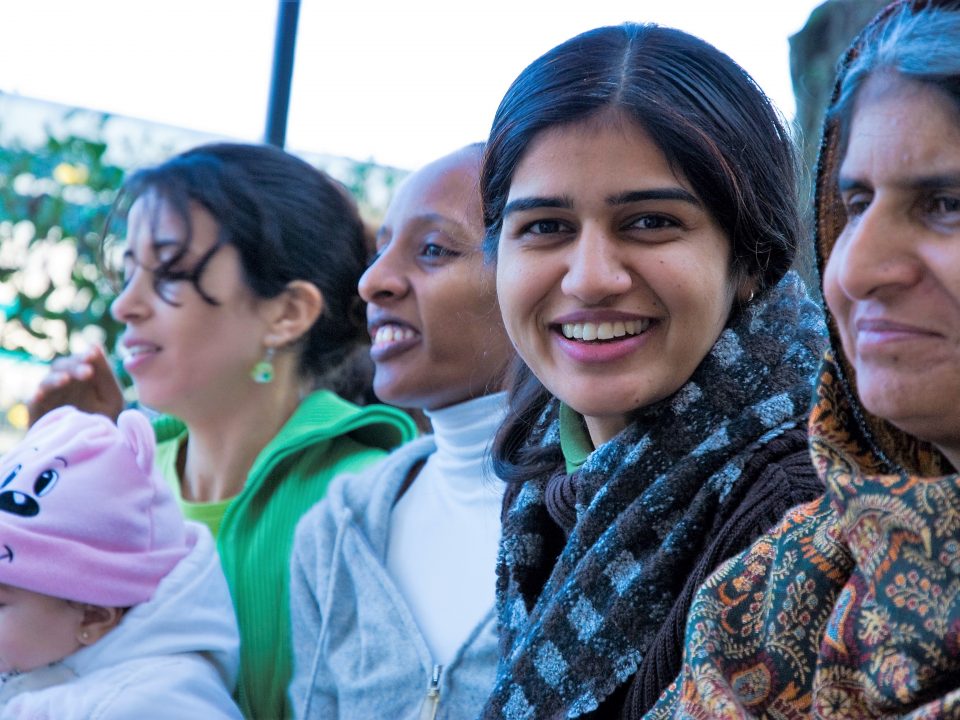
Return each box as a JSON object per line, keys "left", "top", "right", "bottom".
{"left": 481, "top": 272, "right": 827, "bottom": 719}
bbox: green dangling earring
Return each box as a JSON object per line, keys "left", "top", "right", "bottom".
{"left": 251, "top": 347, "right": 275, "bottom": 384}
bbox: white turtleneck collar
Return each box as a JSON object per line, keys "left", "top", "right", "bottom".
{"left": 420, "top": 391, "right": 508, "bottom": 495}
{"left": 386, "top": 391, "right": 508, "bottom": 666}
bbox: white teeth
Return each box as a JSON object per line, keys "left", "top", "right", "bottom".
{"left": 122, "top": 344, "right": 158, "bottom": 359}
{"left": 560, "top": 319, "right": 650, "bottom": 341}
{"left": 374, "top": 325, "right": 416, "bottom": 345}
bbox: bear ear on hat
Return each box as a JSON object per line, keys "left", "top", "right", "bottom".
{"left": 116, "top": 410, "right": 156, "bottom": 475}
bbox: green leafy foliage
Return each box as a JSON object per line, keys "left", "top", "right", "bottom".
{"left": 0, "top": 116, "right": 125, "bottom": 362}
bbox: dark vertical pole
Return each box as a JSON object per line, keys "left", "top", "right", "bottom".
{"left": 264, "top": 0, "right": 301, "bottom": 148}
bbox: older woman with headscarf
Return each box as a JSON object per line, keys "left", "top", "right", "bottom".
{"left": 644, "top": 1, "right": 960, "bottom": 717}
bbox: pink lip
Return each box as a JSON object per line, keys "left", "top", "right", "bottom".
{"left": 119, "top": 336, "right": 161, "bottom": 374}
{"left": 370, "top": 334, "right": 420, "bottom": 363}
{"left": 854, "top": 317, "right": 939, "bottom": 346}
{"left": 552, "top": 320, "right": 659, "bottom": 365}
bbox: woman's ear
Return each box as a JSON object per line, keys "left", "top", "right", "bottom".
{"left": 77, "top": 604, "right": 125, "bottom": 645}
{"left": 262, "top": 281, "right": 325, "bottom": 347}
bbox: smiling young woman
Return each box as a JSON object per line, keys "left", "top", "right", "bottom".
{"left": 479, "top": 24, "right": 828, "bottom": 719}
{"left": 288, "top": 145, "right": 516, "bottom": 719}
{"left": 496, "top": 113, "right": 740, "bottom": 444}
{"left": 359, "top": 144, "right": 513, "bottom": 412}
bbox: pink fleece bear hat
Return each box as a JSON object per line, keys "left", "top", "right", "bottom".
{"left": 0, "top": 406, "right": 189, "bottom": 606}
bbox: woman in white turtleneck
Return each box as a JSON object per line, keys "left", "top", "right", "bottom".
{"left": 288, "top": 144, "right": 515, "bottom": 720}
{"left": 386, "top": 392, "right": 507, "bottom": 669}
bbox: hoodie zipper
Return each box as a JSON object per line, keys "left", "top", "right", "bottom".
{"left": 418, "top": 664, "right": 442, "bottom": 720}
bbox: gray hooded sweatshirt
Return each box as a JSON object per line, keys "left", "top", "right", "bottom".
{"left": 289, "top": 436, "right": 500, "bottom": 719}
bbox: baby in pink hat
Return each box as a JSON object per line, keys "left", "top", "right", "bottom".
{"left": 0, "top": 407, "right": 242, "bottom": 719}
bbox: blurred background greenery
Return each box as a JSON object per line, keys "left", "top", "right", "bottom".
{"left": 0, "top": 111, "right": 405, "bottom": 364}
{"left": 0, "top": 121, "right": 125, "bottom": 363}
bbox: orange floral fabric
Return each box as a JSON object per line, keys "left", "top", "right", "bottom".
{"left": 644, "top": 353, "right": 960, "bottom": 718}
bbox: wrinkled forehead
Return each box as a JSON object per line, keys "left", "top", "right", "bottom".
{"left": 820, "top": 72, "right": 960, "bottom": 262}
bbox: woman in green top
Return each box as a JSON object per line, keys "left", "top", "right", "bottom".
{"left": 28, "top": 143, "right": 416, "bottom": 719}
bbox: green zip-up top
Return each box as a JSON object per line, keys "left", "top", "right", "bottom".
{"left": 153, "top": 390, "right": 417, "bottom": 720}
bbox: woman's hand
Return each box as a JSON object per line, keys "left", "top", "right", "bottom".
{"left": 28, "top": 346, "right": 125, "bottom": 425}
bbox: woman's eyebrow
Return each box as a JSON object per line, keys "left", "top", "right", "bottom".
{"left": 901, "top": 172, "right": 960, "bottom": 191}
{"left": 502, "top": 196, "right": 573, "bottom": 217}
{"left": 837, "top": 177, "right": 867, "bottom": 193}
{"left": 838, "top": 172, "right": 960, "bottom": 192}
{"left": 607, "top": 188, "right": 701, "bottom": 206}
{"left": 409, "top": 212, "right": 463, "bottom": 229}
{"left": 400, "top": 213, "right": 471, "bottom": 240}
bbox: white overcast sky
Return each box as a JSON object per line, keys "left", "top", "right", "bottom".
{"left": 0, "top": 0, "right": 826, "bottom": 171}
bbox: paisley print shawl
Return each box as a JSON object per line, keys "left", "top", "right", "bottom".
{"left": 643, "top": 2, "right": 960, "bottom": 716}
{"left": 646, "top": 353, "right": 960, "bottom": 719}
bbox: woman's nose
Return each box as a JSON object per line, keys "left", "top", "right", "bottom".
{"left": 358, "top": 243, "right": 410, "bottom": 303}
{"left": 559, "top": 226, "right": 632, "bottom": 304}
{"left": 109, "top": 267, "right": 151, "bottom": 324}
{"left": 830, "top": 200, "right": 923, "bottom": 301}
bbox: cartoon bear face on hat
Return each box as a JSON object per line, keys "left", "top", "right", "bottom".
{"left": 0, "top": 454, "right": 63, "bottom": 518}
{"left": 0, "top": 405, "right": 156, "bottom": 522}
{"left": 0, "top": 406, "right": 189, "bottom": 606}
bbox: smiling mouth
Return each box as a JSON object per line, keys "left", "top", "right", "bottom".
{"left": 559, "top": 319, "right": 652, "bottom": 342}
{"left": 372, "top": 324, "right": 417, "bottom": 348}
{"left": 120, "top": 343, "right": 160, "bottom": 361}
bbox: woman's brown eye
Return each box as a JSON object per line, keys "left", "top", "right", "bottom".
{"left": 930, "top": 196, "right": 960, "bottom": 214}
{"left": 529, "top": 220, "right": 562, "bottom": 234}
{"left": 422, "top": 243, "right": 456, "bottom": 258}
{"left": 841, "top": 193, "right": 870, "bottom": 218}
{"left": 632, "top": 215, "right": 674, "bottom": 230}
